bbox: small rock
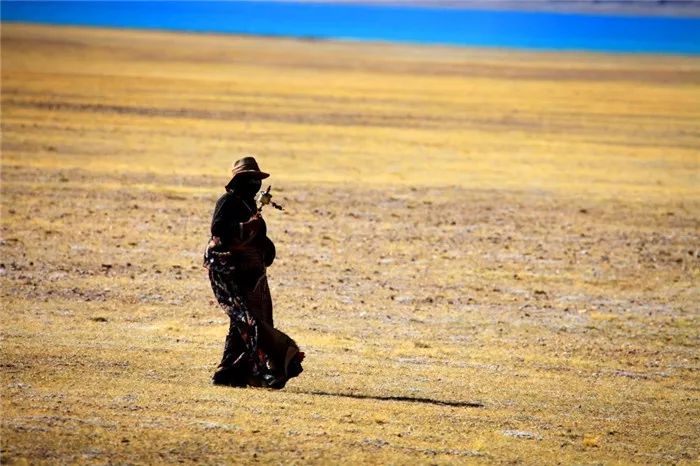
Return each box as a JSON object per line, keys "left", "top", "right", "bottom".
{"left": 614, "top": 370, "right": 648, "bottom": 380}
{"left": 362, "top": 438, "right": 389, "bottom": 447}
{"left": 502, "top": 430, "right": 542, "bottom": 440}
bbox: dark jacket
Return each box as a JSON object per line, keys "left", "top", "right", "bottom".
{"left": 210, "top": 191, "right": 276, "bottom": 267}
{"left": 211, "top": 192, "right": 260, "bottom": 247}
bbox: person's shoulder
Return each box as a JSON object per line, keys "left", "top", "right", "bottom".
{"left": 215, "top": 192, "right": 249, "bottom": 215}
{"left": 216, "top": 191, "right": 240, "bottom": 205}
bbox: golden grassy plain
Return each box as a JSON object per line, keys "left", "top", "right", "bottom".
{"left": 1, "top": 23, "right": 699, "bottom": 464}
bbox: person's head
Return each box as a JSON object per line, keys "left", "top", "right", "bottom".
{"left": 227, "top": 156, "right": 269, "bottom": 197}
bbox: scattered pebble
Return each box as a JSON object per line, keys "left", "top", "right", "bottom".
{"left": 502, "top": 430, "right": 542, "bottom": 440}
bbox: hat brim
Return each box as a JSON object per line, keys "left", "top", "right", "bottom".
{"left": 232, "top": 170, "right": 270, "bottom": 180}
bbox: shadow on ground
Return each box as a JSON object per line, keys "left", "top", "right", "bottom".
{"left": 290, "top": 389, "right": 485, "bottom": 408}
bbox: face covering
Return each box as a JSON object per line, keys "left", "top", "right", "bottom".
{"left": 236, "top": 177, "right": 262, "bottom": 198}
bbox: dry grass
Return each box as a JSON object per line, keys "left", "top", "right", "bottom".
{"left": 1, "top": 23, "right": 699, "bottom": 464}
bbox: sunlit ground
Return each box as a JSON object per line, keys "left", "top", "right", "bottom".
{"left": 1, "top": 24, "right": 698, "bottom": 464}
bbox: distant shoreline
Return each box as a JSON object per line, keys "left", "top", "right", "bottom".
{"left": 262, "top": 0, "right": 700, "bottom": 17}
{"left": 2, "top": 1, "right": 699, "bottom": 55}
{"left": 4, "top": 20, "right": 699, "bottom": 59}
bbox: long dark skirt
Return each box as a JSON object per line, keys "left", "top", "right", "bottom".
{"left": 205, "top": 249, "right": 303, "bottom": 388}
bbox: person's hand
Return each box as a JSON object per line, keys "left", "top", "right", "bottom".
{"left": 208, "top": 236, "right": 221, "bottom": 249}
{"left": 240, "top": 213, "right": 263, "bottom": 239}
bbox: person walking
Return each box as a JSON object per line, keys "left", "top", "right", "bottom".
{"left": 204, "top": 156, "right": 303, "bottom": 389}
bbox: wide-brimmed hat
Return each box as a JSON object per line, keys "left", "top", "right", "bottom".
{"left": 231, "top": 156, "right": 270, "bottom": 180}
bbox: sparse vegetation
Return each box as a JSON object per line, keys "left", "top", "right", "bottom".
{"left": 1, "top": 23, "right": 698, "bottom": 464}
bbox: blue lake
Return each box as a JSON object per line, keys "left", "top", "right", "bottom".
{"left": 1, "top": 1, "right": 699, "bottom": 54}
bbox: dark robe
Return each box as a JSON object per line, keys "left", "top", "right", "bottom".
{"left": 204, "top": 182, "right": 302, "bottom": 388}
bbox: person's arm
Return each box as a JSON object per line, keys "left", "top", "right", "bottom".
{"left": 211, "top": 194, "right": 263, "bottom": 246}
{"left": 211, "top": 193, "right": 241, "bottom": 245}
{"left": 239, "top": 213, "right": 264, "bottom": 243}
